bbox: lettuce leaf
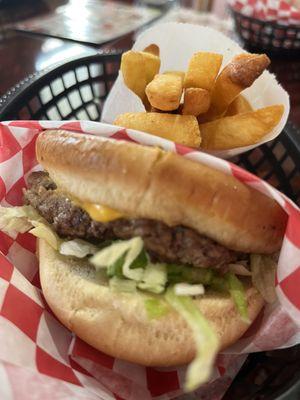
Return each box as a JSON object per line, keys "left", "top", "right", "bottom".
{"left": 174, "top": 283, "right": 205, "bottom": 296}
{"left": 30, "top": 222, "right": 61, "bottom": 250}
{"left": 107, "top": 253, "right": 126, "bottom": 278}
{"left": 91, "top": 237, "right": 145, "bottom": 281}
{"left": 138, "top": 263, "right": 167, "bottom": 294}
{"left": 165, "top": 287, "right": 219, "bottom": 392}
{"left": 250, "top": 254, "right": 277, "bottom": 303}
{"left": 0, "top": 205, "right": 62, "bottom": 249}
{"left": 130, "top": 248, "right": 148, "bottom": 269}
{"left": 0, "top": 205, "right": 101, "bottom": 255}
{"left": 0, "top": 205, "right": 38, "bottom": 236}
{"left": 144, "top": 298, "right": 169, "bottom": 319}
{"left": 225, "top": 272, "right": 249, "bottom": 323}
{"left": 59, "top": 239, "right": 99, "bottom": 258}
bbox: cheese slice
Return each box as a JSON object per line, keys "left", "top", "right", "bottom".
{"left": 82, "top": 202, "right": 124, "bottom": 222}
{"left": 56, "top": 188, "right": 125, "bottom": 223}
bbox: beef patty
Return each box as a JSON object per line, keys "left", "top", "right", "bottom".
{"left": 24, "top": 171, "right": 244, "bottom": 269}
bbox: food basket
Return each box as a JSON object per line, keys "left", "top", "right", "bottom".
{"left": 0, "top": 50, "right": 299, "bottom": 400}
{"left": 231, "top": 8, "right": 300, "bottom": 56}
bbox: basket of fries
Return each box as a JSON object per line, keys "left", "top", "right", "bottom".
{"left": 228, "top": 0, "right": 300, "bottom": 55}
{"left": 103, "top": 23, "right": 289, "bottom": 159}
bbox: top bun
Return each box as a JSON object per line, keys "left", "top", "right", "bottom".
{"left": 36, "top": 130, "right": 287, "bottom": 253}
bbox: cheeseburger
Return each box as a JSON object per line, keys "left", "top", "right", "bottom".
{"left": 0, "top": 130, "right": 287, "bottom": 391}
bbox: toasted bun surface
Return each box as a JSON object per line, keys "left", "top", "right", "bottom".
{"left": 39, "top": 239, "right": 264, "bottom": 366}
{"left": 36, "top": 130, "right": 286, "bottom": 253}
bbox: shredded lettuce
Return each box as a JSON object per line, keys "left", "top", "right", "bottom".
{"left": 174, "top": 283, "right": 205, "bottom": 296}
{"left": 250, "top": 254, "right": 277, "bottom": 303}
{"left": 0, "top": 205, "right": 63, "bottom": 249}
{"left": 109, "top": 276, "right": 137, "bottom": 293}
{"left": 91, "top": 237, "right": 145, "bottom": 281}
{"left": 0, "top": 205, "right": 38, "bottom": 236}
{"left": 130, "top": 248, "right": 148, "bottom": 269}
{"left": 144, "top": 298, "right": 169, "bottom": 319}
{"left": 165, "top": 287, "right": 219, "bottom": 392}
{"left": 107, "top": 253, "right": 126, "bottom": 278}
{"left": 225, "top": 272, "right": 249, "bottom": 323}
{"left": 138, "top": 263, "right": 167, "bottom": 294}
{"left": 92, "top": 239, "right": 167, "bottom": 294}
{"left": 59, "top": 239, "right": 99, "bottom": 258}
{"left": 0, "top": 205, "right": 102, "bottom": 255}
{"left": 121, "top": 238, "right": 146, "bottom": 280}
{"left": 30, "top": 222, "right": 61, "bottom": 250}
{"left": 210, "top": 272, "right": 249, "bottom": 323}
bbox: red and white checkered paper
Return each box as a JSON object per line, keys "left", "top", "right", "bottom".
{"left": 0, "top": 120, "right": 299, "bottom": 400}
{"left": 229, "top": 0, "right": 300, "bottom": 26}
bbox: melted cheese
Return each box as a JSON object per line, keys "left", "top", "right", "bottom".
{"left": 81, "top": 202, "right": 124, "bottom": 222}
{"left": 56, "top": 188, "right": 124, "bottom": 222}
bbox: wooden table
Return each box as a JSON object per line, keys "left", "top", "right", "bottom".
{"left": 0, "top": 32, "right": 95, "bottom": 95}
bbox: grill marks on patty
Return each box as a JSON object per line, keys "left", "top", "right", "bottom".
{"left": 24, "top": 171, "right": 243, "bottom": 269}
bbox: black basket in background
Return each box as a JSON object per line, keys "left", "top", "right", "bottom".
{"left": 0, "top": 50, "right": 299, "bottom": 400}
{"left": 0, "top": 50, "right": 121, "bottom": 122}
{"left": 231, "top": 9, "right": 300, "bottom": 56}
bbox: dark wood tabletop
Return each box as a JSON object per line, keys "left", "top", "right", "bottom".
{"left": 0, "top": 0, "right": 299, "bottom": 129}
{"left": 0, "top": 32, "right": 95, "bottom": 95}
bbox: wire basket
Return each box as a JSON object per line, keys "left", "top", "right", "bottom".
{"left": 231, "top": 9, "right": 300, "bottom": 56}
{"left": 0, "top": 50, "right": 299, "bottom": 399}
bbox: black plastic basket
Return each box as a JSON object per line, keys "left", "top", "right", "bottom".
{"left": 231, "top": 8, "right": 300, "bottom": 56}
{"left": 0, "top": 50, "right": 121, "bottom": 122}
{"left": 0, "top": 50, "right": 299, "bottom": 399}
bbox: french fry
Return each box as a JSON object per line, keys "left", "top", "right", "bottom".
{"left": 141, "top": 52, "right": 161, "bottom": 84}
{"left": 120, "top": 48, "right": 278, "bottom": 151}
{"left": 146, "top": 74, "right": 183, "bottom": 111}
{"left": 225, "top": 95, "right": 253, "bottom": 116}
{"left": 183, "top": 52, "right": 223, "bottom": 91}
{"left": 143, "top": 44, "right": 160, "bottom": 57}
{"left": 120, "top": 50, "right": 160, "bottom": 105}
{"left": 163, "top": 70, "right": 185, "bottom": 82}
{"left": 121, "top": 51, "right": 146, "bottom": 101}
{"left": 182, "top": 88, "right": 210, "bottom": 116}
{"left": 199, "top": 105, "right": 284, "bottom": 150}
{"left": 209, "top": 53, "right": 270, "bottom": 117}
{"left": 114, "top": 112, "right": 201, "bottom": 147}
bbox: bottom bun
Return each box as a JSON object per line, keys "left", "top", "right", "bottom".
{"left": 39, "top": 239, "right": 264, "bottom": 366}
